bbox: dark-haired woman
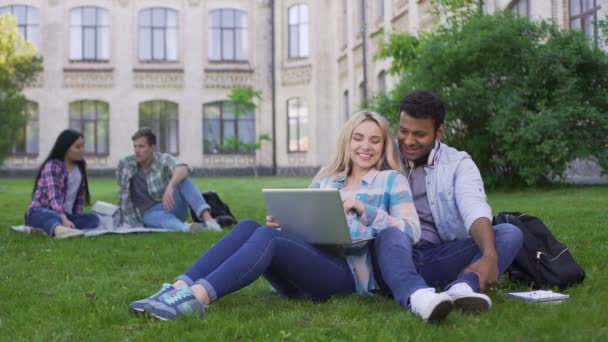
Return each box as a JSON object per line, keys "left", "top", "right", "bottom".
{"left": 25, "top": 129, "right": 99, "bottom": 239}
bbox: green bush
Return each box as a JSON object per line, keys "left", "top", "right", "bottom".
{"left": 373, "top": 11, "right": 608, "bottom": 187}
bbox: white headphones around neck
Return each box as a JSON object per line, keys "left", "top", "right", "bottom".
{"left": 406, "top": 140, "right": 441, "bottom": 169}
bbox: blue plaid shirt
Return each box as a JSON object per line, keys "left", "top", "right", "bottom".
{"left": 311, "top": 169, "right": 420, "bottom": 293}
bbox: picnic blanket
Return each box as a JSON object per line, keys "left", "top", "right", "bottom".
{"left": 11, "top": 225, "right": 174, "bottom": 237}
{"left": 12, "top": 201, "right": 174, "bottom": 237}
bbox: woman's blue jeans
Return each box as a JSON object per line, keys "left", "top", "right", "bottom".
{"left": 178, "top": 219, "right": 356, "bottom": 302}
{"left": 141, "top": 177, "right": 211, "bottom": 231}
{"left": 25, "top": 207, "right": 100, "bottom": 236}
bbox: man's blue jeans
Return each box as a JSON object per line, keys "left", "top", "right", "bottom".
{"left": 177, "top": 219, "right": 356, "bottom": 302}
{"left": 372, "top": 223, "right": 523, "bottom": 309}
{"left": 141, "top": 177, "right": 210, "bottom": 231}
{"left": 25, "top": 207, "right": 100, "bottom": 236}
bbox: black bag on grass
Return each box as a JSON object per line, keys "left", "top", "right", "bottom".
{"left": 190, "top": 191, "right": 237, "bottom": 227}
{"left": 494, "top": 212, "right": 585, "bottom": 289}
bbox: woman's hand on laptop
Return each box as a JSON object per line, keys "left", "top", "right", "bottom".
{"left": 265, "top": 215, "right": 281, "bottom": 229}
{"left": 342, "top": 198, "right": 364, "bottom": 217}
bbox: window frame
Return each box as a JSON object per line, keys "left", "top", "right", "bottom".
{"left": 343, "top": 89, "right": 349, "bottom": 119}
{"left": 138, "top": 100, "right": 180, "bottom": 155}
{"left": 569, "top": 0, "right": 602, "bottom": 47}
{"left": 203, "top": 101, "right": 256, "bottom": 154}
{"left": 69, "top": 6, "right": 110, "bottom": 62}
{"left": 287, "top": 3, "right": 309, "bottom": 59}
{"left": 377, "top": 70, "right": 386, "bottom": 94}
{"left": 10, "top": 101, "right": 39, "bottom": 157}
{"left": 69, "top": 100, "right": 110, "bottom": 156}
{"left": 287, "top": 97, "right": 309, "bottom": 153}
{"left": 138, "top": 7, "right": 179, "bottom": 62}
{"left": 511, "top": 0, "right": 529, "bottom": 17}
{"left": 208, "top": 8, "right": 248, "bottom": 63}
{"left": 0, "top": 5, "right": 40, "bottom": 48}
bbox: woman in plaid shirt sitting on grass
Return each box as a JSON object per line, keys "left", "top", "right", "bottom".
{"left": 128, "top": 111, "right": 420, "bottom": 321}
{"left": 25, "top": 129, "right": 99, "bottom": 239}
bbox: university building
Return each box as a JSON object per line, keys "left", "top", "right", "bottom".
{"left": 0, "top": 0, "right": 604, "bottom": 176}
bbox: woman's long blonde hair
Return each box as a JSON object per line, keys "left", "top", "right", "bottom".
{"left": 312, "top": 111, "right": 402, "bottom": 183}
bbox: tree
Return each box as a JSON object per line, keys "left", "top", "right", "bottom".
{"left": 373, "top": 10, "right": 608, "bottom": 187}
{"left": 224, "top": 86, "right": 271, "bottom": 176}
{"left": 0, "top": 14, "right": 43, "bottom": 163}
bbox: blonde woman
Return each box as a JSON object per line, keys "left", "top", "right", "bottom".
{"left": 128, "top": 112, "right": 425, "bottom": 321}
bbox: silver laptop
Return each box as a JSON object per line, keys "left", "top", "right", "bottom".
{"left": 262, "top": 188, "right": 372, "bottom": 245}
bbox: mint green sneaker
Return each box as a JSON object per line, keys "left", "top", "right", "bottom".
{"left": 128, "top": 283, "right": 174, "bottom": 313}
{"left": 147, "top": 286, "right": 209, "bottom": 321}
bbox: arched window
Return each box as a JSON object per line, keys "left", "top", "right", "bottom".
{"left": 288, "top": 4, "right": 309, "bottom": 58}
{"left": 343, "top": 90, "right": 349, "bottom": 119}
{"left": 377, "top": 70, "right": 386, "bottom": 93}
{"left": 11, "top": 101, "right": 39, "bottom": 156}
{"left": 203, "top": 101, "right": 255, "bottom": 154}
{"left": 287, "top": 97, "right": 309, "bottom": 152}
{"left": 69, "top": 6, "right": 110, "bottom": 61}
{"left": 209, "top": 9, "right": 248, "bottom": 62}
{"left": 0, "top": 5, "right": 40, "bottom": 48}
{"left": 139, "top": 100, "right": 179, "bottom": 155}
{"left": 69, "top": 100, "right": 109, "bottom": 155}
{"left": 139, "top": 8, "right": 178, "bottom": 61}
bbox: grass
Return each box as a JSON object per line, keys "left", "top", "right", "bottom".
{"left": 0, "top": 177, "right": 607, "bottom": 341}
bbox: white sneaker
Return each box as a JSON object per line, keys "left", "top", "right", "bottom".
{"left": 187, "top": 222, "right": 206, "bottom": 233}
{"left": 446, "top": 283, "right": 492, "bottom": 314}
{"left": 409, "top": 288, "right": 453, "bottom": 321}
{"left": 204, "top": 218, "right": 222, "bottom": 232}
{"left": 53, "top": 225, "right": 84, "bottom": 239}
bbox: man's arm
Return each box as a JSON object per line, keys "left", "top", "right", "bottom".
{"left": 162, "top": 164, "right": 189, "bottom": 211}
{"left": 465, "top": 217, "right": 498, "bottom": 292}
{"left": 116, "top": 158, "right": 129, "bottom": 225}
{"left": 453, "top": 157, "right": 497, "bottom": 292}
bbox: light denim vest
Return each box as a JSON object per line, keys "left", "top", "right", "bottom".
{"left": 399, "top": 141, "right": 493, "bottom": 242}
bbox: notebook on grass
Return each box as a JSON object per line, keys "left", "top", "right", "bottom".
{"left": 507, "top": 290, "right": 569, "bottom": 302}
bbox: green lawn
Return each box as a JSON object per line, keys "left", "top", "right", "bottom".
{"left": 1, "top": 177, "right": 607, "bottom": 341}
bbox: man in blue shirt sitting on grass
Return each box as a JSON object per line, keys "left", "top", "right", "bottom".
{"left": 372, "top": 90, "right": 524, "bottom": 321}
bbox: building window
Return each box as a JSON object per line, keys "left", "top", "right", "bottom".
{"left": 69, "top": 100, "right": 109, "bottom": 155}
{"left": 287, "top": 97, "right": 309, "bottom": 152}
{"left": 378, "top": 70, "right": 386, "bottom": 93}
{"left": 569, "top": 0, "right": 601, "bottom": 46}
{"left": 203, "top": 101, "right": 255, "bottom": 154}
{"left": 139, "top": 100, "right": 179, "bottom": 155}
{"left": 288, "top": 4, "right": 309, "bottom": 58}
{"left": 359, "top": 81, "right": 366, "bottom": 104}
{"left": 209, "top": 9, "right": 248, "bottom": 62}
{"left": 0, "top": 5, "right": 40, "bottom": 48}
{"left": 11, "top": 101, "right": 39, "bottom": 156}
{"left": 343, "top": 90, "right": 349, "bottom": 119}
{"left": 378, "top": 0, "right": 384, "bottom": 20}
{"left": 511, "top": 0, "right": 529, "bottom": 17}
{"left": 139, "top": 8, "right": 178, "bottom": 62}
{"left": 69, "top": 6, "right": 110, "bottom": 61}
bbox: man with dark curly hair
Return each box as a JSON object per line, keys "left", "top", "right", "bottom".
{"left": 372, "top": 90, "right": 524, "bottom": 321}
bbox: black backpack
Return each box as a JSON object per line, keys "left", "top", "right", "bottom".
{"left": 190, "top": 191, "right": 237, "bottom": 227}
{"left": 493, "top": 212, "right": 585, "bottom": 289}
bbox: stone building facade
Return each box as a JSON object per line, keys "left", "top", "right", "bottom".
{"left": 1, "top": 0, "right": 604, "bottom": 177}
